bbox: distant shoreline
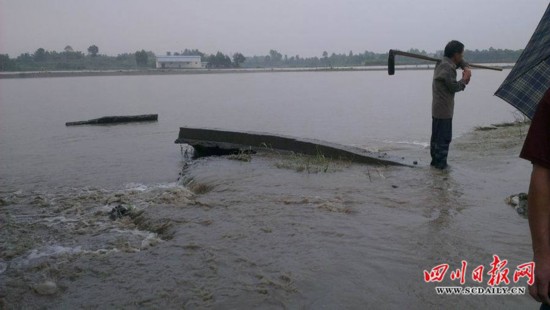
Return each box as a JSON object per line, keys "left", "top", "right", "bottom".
{"left": 0, "top": 64, "right": 514, "bottom": 79}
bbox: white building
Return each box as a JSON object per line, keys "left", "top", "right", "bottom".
{"left": 156, "top": 55, "right": 202, "bottom": 69}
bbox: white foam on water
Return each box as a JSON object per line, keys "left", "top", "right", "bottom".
{"left": 110, "top": 228, "right": 163, "bottom": 250}
{"left": 123, "top": 183, "right": 149, "bottom": 192}
{"left": 110, "top": 228, "right": 160, "bottom": 239}
{"left": 38, "top": 216, "right": 81, "bottom": 225}
{"left": 140, "top": 232, "right": 162, "bottom": 250}
{"left": 381, "top": 140, "right": 430, "bottom": 148}
{"left": 84, "top": 248, "right": 120, "bottom": 255}
{"left": 26, "top": 245, "right": 83, "bottom": 260}
{"left": 12, "top": 245, "right": 123, "bottom": 269}
{"left": 123, "top": 182, "right": 180, "bottom": 192}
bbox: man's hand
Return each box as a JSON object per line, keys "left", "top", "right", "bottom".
{"left": 462, "top": 68, "right": 472, "bottom": 84}
{"left": 530, "top": 253, "right": 550, "bottom": 304}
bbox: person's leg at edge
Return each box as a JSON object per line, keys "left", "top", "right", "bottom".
{"left": 529, "top": 164, "right": 550, "bottom": 307}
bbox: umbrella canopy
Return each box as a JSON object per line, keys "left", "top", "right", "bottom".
{"left": 495, "top": 4, "right": 550, "bottom": 119}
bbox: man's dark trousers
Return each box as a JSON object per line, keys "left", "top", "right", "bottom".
{"left": 430, "top": 118, "right": 452, "bottom": 169}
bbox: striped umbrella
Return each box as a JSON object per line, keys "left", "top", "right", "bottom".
{"left": 495, "top": 4, "right": 550, "bottom": 119}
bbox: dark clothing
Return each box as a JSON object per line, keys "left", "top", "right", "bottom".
{"left": 430, "top": 118, "right": 453, "bottom": 169}
{"left": 520, "top": 88, "right": 550, "bottom": 169}
{"left": 432, "top": 57, "right": 468, "bottom": 118}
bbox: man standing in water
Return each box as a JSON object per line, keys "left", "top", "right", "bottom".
{"left": 430, "top": 40, "right": 472, "bottom": 169}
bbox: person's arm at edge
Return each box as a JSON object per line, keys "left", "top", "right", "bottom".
{"left": 436, "top": 63, "right": 467, "bottom": 93}
{"left": 528, "top": 164, "right": 550, "bottom": 304}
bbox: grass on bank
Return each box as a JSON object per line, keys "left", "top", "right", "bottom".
{"left": 475, "top": 111, "right": 530, "bottom": 132}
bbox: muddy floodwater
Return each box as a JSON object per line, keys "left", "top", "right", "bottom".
{"left": 0, "top": 70, "right": 539, "bottom": 309}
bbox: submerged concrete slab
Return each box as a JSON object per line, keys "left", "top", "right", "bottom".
{"left": 175, "top": 127, "right": 413, "bottom": 166}
{"left": 66, "top": 114, "right": 158, "bottom": 126}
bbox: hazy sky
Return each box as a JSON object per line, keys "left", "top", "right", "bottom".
{"left": 0, "top": 0, "right": 548, "bottom": 57}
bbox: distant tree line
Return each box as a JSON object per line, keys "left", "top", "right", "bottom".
{"left": 242, "top": 48, "right": 524, "bottom": 68}
{"left": 0, "top": 45, "right": 156, "bottom": 71}
{"left": 0, "top": 46, "right": 523, "bottom": 72}
{"left": 459, "top": 47, "right": 524, "bottom": 64}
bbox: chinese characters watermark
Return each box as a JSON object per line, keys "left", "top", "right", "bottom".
{"left": 424, "top": 255, "right": 534, "bottom": 295}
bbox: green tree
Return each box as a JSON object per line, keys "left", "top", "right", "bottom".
{"left": 206, "top": 51, "right": 232, "bottom": 68}
{"left": 232, "top": 53, "right": 246, "bottom": 67}
{"left": 0, "top": 54, "right": 17, "bottom": 71}
{"left": 135, "top": 50, "right": 149, "bottom": 67}
{"left": 87, "top": 45, "right": 99, "bottom": 57}
{"left": 64, "top": 45, "right": 74, "bottom": 53}
{"left": 322, "top": 51, "right": 329, "bottom": 67}
{"left": 34, "top": 48, "right": 47, "bottom": 62}
{"left": 182, "top": 49, "right": 205, "bottom": 61}
{"left": 269, "top": 49, "right": 282, "bottom": 63}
